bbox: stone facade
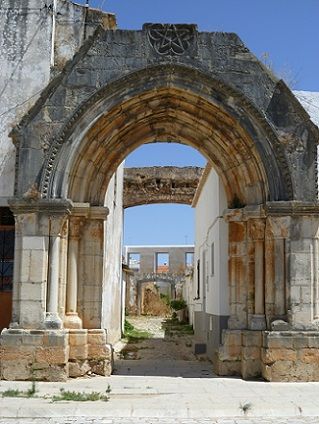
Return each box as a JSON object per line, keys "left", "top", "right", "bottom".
{"left": 0, "top": 2, "right": 319, "bottom": 382}
{"left": 124, "top": 245, "right": 194, "bottom": 315}
{"left": 0, "top": 1, "right": 119, "bottom": 380}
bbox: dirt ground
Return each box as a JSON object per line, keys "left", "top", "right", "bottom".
{"left": 114, "top": 316, "right": 197, "bottom": 361}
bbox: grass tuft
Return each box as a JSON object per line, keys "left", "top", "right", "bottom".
{"left": 52, "top": 385, "right": 111, "bottom": 402}
{"left": 2, "top": 381, "right": 38, "bottom": 398}
{"left": 124, "top": 319, "right": 152, "bottom": 341}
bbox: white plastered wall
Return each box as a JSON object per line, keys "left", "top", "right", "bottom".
{"left": 102, "top": 162, "right": 124, "bottom": 345}
{"left": 193, "top": 166, "right": 229, "bottom": 318}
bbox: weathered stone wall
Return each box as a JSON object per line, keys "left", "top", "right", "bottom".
{"left": 0, "top": 0, "right": 115, "bottom": 202}
{"left": 124, "top": 166, "right": 203, "bottom": 208}
{"left": 125, "top": 245, "right": 194, "bottom": 275}
{"left": 9, "top": 24, "right": 319, "bottom": 206}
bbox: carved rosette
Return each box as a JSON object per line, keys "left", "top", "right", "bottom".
{"left": 146, "top": 24, "right": 195, "bottom": 56}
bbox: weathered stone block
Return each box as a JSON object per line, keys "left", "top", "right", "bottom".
{"left": 35, "top": 347, "right": 69, "bottom": 364}
{"left": 262, "top": 347, "right": 297, "bottom": 363}
{"left": 69, "top": 344, "right": 88, "bottom": 360}
{"left": 263, "top": 332, "right": 294, "bottom": 349}
{"left": 242, "top": 346, "right": 260, "bottom": 360}
{"left": 69, "top": 329, "right": 88, "bottom": 346}
{"left": 68, "top": 360, "right": 90, "bottom": 378}
{"left": 242, "top": 331, "right": 262, "bottom": 347}
{"left": 1, "top": 359, "right": 32, "bottom": 381}
{"left": 214, "top": 359, "right": 241, "bottom": 376}
{"left": 88, "top": 359, "right": 112, "bottom": 376}
{"left": 298, "top": 348, "right": 319, "bottom": 363}
{"left": 88, "top": 343, "right": 112, "bottom": 360}
{"left": 87, "top": 329, "right": 107, "bottom": 345}
{"left": 241, "top": 358, "right": 261, "bottom": 379}
{"left": 43, "top": 331, "right": 68, "bottom": 347}
{"left": 32, "top": 365, "right": 68, "bottom": 382}
{"left": 221, "top": 330, "right": 242, "bottom": 346}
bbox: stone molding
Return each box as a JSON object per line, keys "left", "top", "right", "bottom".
{"left": 10, "top": 62, "right": 293, "bottom": 201}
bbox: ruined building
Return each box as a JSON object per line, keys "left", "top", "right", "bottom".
{"left": 1, "top": 0, "right": 319, "bottom": 382}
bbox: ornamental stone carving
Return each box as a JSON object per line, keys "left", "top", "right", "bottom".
{"left": 145, "top": 24, "right": 196, "bottom": 56}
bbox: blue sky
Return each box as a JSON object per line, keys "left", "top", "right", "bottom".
{"left": 124, "top": 144, "right": 205, "bottom": 246}
{"left": 77, "top": 0, "right": 319, "bottom": 245}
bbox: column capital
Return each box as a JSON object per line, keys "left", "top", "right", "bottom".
{"left": 89, "top": 206, "right": 109, "bottom": 221}
{"left": 248, "top": 218, "right": 266, "bottom": 241}
{"left": 223, "top": 205, "right": 266, "bottom": 222}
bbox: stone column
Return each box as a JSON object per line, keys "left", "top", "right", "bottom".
{"left": 10, "top": 209, "right": 49, "bottom": 329}
{"left": 77, "top": 206, "right": 109, "bottom": 329}
{"left": 225, "top": 209, "right": 248, "bottom": 330}
{"left": 248, "top": 218, "right": 266, "bottom": 330}
{"left": 45, "top": 211, "right": 69, "bottom": 329}
{"left": 264, "top": 216, "right": 289, "bottom": 325}
{"left": 8, "top": 199, "right": 71, "bottom": 330}
{"left": 64, "top": 216, "right": 84, "bottom": 329}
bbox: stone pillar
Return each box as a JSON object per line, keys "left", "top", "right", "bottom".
{"left": 78, "top": 207, "right": 109, "bottom": 329}
{"left": 287, "top": 214, "right": 319, "bottom": 329}
{"left": 64, "top": 216, "right": 84, "bottom": 329}
{"left": 44, "top": 212, "right": 69, "bottom": 329}
{"left": 8, "top": 199, "right": 71, "bottom": 329}
{"left": 248, "top": 218, "right": 266, "bottom": 330}
{"left": 9, "top": 209, "right": 49, "bottom": 329}
{"left": 264, "top": 216, "right": 289, "bottom": 325}
{"left": 225, "top": 209, "right": 248, "bottom": 330}
{"left": 261, "top": 202, "right": 319, "bottom": 382}
{"left": 1, "top": 199, "right": 71, "bottom": 382}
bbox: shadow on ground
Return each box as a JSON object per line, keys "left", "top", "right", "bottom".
{"left": 113, "top": 357, "right": 217, "bottom": 378}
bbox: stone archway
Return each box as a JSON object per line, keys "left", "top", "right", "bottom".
{"left": 2, "top": 24, "right": 319, "bottom": 382}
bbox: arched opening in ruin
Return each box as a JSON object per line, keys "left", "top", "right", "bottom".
{"left": 10, "top": 73, "right": 276, "bottom": 378}
{"left": 6, "top": 61, "right": 319, "bottom": 382}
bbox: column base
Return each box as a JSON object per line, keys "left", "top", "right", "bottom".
{"left": 88, "top": 329, "right": 113, "bottom": 376}
{"left": 262, "top": 331, "right": 319, "bottom": 382}
{"left": 249, "top": 314, "right": 266, "bottom": 330}
{"left": 0, "top": 328, "right": 69, "bottom": 381}
{"left": 44, "top": 313, "right": 63, "bottom": 329}
{"left": 213, "top": 329, "right": 242, "bottom": 376}
{"left": 0, "top": 328, "right": 114, "bottom": 381}
{"left": 64, "top": 313, "right": 83, "bottom": 329}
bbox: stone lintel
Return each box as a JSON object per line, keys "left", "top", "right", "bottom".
{"left": 8, "top": 198, "right": 73, "bottom": 216}
{"left": 70, "top": 202, "right": 91, "bottom": 218}
{"left": 69, "top": 203, "right": 109, "bottom": 221}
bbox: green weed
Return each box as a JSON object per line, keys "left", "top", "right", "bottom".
{"left": 52, "top": 385, "right": 111, "bottom": 402}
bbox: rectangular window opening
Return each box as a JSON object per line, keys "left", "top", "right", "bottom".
{"left": 128, "top": 253, "right": 141, "bottom": 272}
{"left": 185, "top": 252, "right": 194, "bottom": 269}
{"left": 156, "top": 253, "right": 169, "bottom": 273}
